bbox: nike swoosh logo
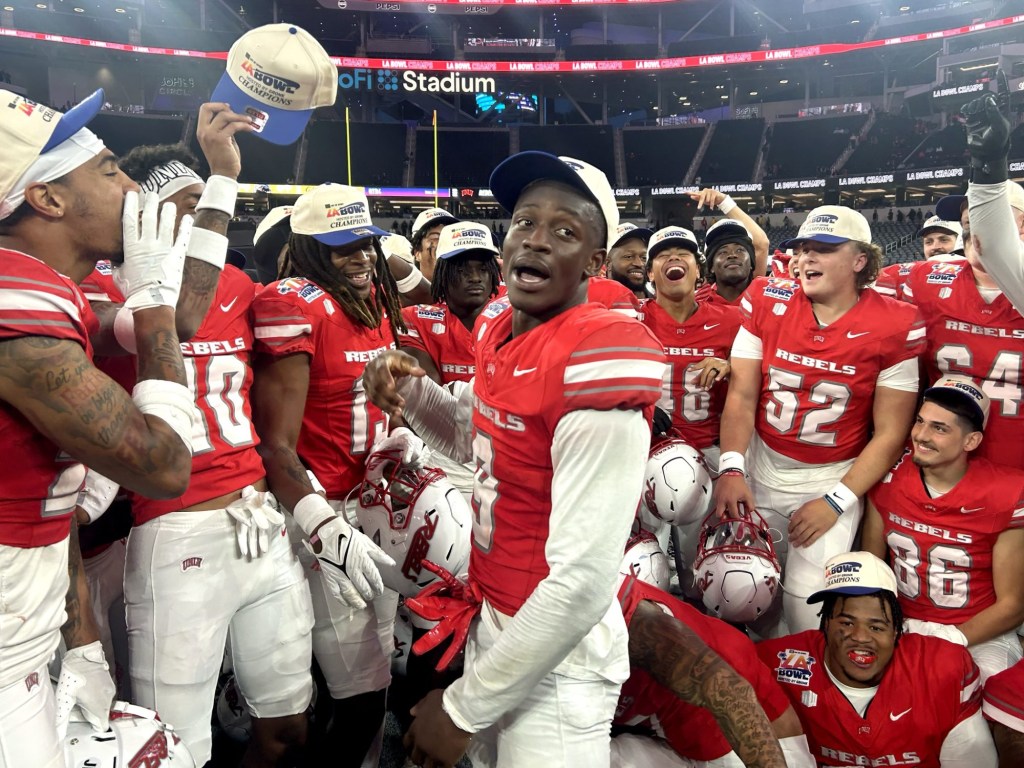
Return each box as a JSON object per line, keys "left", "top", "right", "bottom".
{"left": 889, "top": 708, "right": 911, "bottom": 721}
{"left": 846, "top": 331, "right": 870, "bottom": 339}
{"left": 960, "top": 506, "right": 984, "bottom": 513}
{"left": 513, "top": 366, "right": 537, "bottom": 377}
{"left": 220, "top": 297, "right": 238, "bottom": 313}
{"left": 703, "top": 323, "right": 720, "bottom": 330}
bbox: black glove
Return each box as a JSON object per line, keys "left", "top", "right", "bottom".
{"left": 961, "top": 69, "right": 1010, "bottom": 185}
{"left": 652, "top": 406, "right": 673, "bottom": 438}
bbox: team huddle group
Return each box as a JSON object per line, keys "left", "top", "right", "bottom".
{"left": 4, "top": 20, "right": 1024, "bottom": 768}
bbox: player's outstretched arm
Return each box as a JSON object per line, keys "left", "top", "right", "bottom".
{"left": 714, "top": 354, "right": 760, "bottom": 519}
{"left": 859, "top": 499, "right": 888, "bottom": 562}
{"left": 362, "top": 349, "right": 427, "bottom": 419}
{"left": 628, "top": 599, "right": 787, "bottom": 768}
{"left": 958, "top": 527, "right": 1024, "bottom": 646}
{"left": 387, "top": 253, "right": 433, "bottom": 306}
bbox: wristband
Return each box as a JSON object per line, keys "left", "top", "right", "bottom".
{"left": 132, "top": 379, "right": 195, "bottom": 454}
{"left": 292, "top": 492, "right": 336, "bottom": 536}
{"left": 718, "top": 451, "right": 746, "bottom": 475}
{"left": 718, "top": 195, "right": 737, "bottom": 215}
{"left": 717, "top": 468, "right": 745, "bottom": 479}
{"left": 77, "top": 469, "right": 120, "bottom": 524}
{"left": 185, "top": 226, "right": 228, "bottom": 270}
{"left": 823, "top": 481, "right": 858, "bottom": 517}
{"left": 394, "top": 264, "right": 424, "bottom": 294}
{"left": 194, "top": 175, "right": 238, "bottom": 217}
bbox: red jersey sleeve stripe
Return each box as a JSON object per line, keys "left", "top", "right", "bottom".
{"left": 961, "top": 664, "right": 981, "bottom": 704}
{"left": 983, "top": 693, "right": 1024, "bottom": 732}
{"left": 564, "top": 357, "right": 666, "bottom": 386}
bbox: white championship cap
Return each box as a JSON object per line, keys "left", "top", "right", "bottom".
{"left": 211, "top": 24, "right": 337, "bottom": 145}
{"left": 436, "top": 222, "right": 499, "bottom": 260}
{"left": 916, "top": 214, "right": 962, "bottom": 239}
{"left": 779, "top": 205, "right": 872, "bottom": 251}
{"left": 291, "top": 184, "right": 387, "bottom": 247}
{"left": 923, "top": 374, "right": 991, "bottom": 431}
{"left": 412, "top": 207, "right": 460, "bottom": 238}
{"left": 807, "top": 551, "right": 899, "bottom": 604}
{"left": 647, "top": 226, "right": 701, "bottom": 261}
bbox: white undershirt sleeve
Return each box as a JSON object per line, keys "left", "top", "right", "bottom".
{"left": 442, "top": 407, "right": 649, "bottom": 732}
{"left": 967, "top": 181, "right": 1024, "bottom": 316}
{"left": 875, "top": 356, "right": 920, "bottom": 392}
{"left": 938, "top": 710, "right": 997, "bottom": 768}
{"left": 397, "top": 375, "right": 474, "bottom": 463}
{"left": 730, "top": 324, "right": 764, "bottom": 360}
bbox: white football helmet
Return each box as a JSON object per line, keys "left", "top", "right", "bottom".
{"left": 693, "top": 507, "right": 781, "bottom": 624}
{"left": 356, "top": 448, "right": 473, "bottom": 599}
{"left": 65, "top": 702, "right": 195, "bottom": 767}
{"left": 214, "top": 673, "right": 251, "bottom": 744}
{"left": 619, "top": 529, "right": 672, "bottom": 592}
{"left": 639, "top": 437, "right": 713, "bottom": 529}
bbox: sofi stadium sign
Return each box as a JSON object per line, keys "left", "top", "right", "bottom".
{"left": 338, "top": 68, "right": 496, "bottom": 94}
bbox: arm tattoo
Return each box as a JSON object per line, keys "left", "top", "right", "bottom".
{"left": 628, "top": 601, "right": 787, "bottom": 768}
{"left": 61, "top": 518, "right": 100, "bottom": 647}
{"left": 134, "top": 326, "right": 187, "bottom": 387}
{"left": 175, "top": 210, "right": 230, "bottom": 339}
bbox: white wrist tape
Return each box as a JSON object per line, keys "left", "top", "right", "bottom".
{"left": 76, "top": 469, "right": 120, "bottom": 524}
{"left": 185, "top": 226, "right": 228, "bottom": 270}
{"left": 113, "top": 305, "right": 138, "bottom": 354}
{"left": 718, "top": 195, "right": 737, "bottom": 215}
{"left": 292, "top": 492, "right": 337, "bottom": 536}
{"left": 195, "top": 175, "right": 238, "bottom": 217}
{"left": 823, "top": 481, "right": 858, "bottom": 517}
{"left": 718, "top": 451, "right": 746, "bottom": 475}
{"left": 132, "top": 379, "right": 195, "bottom": 454}
{"left": 306, "top": 469, "right": 326, "bottom": 495}
{"left": 394, "top": 264, "right": 424, "bottom": 294}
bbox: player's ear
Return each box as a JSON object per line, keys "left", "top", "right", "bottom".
{"left": 963, "top": 430, "right": 984, "bottom": 453}
{"left": 585, "top": 248, "right": 606, "bottom": 277}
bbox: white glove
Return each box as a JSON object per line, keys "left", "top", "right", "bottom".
{"left": 224, "top": 485, "right": 285, "bottom": 559}
{"left": 366, "top": 427, "right": 427, "bottom": 484}
{"left": 293, "top": 493, "right": 395, "bottom": 609}
{"left": 55, "top": 641, "right": 115, "bottom": 738}
{"left": 76, "top": 468, "right": 120, "bottom": 524}
{"left": 903, "top": 618, "right": 969, "bottom": 646}
{"left": 115, "top": 191, "right": 192, "bottom": 311}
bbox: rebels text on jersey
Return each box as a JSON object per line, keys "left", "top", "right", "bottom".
{"left": 640, "top": 299, "right": 742, "bottom": 449}
{"left": 253, "top": 278, "right": 396, "bottom": 499}
{"left": 757, "top": 631, "right": 981, "bottom": 768}
{"left": 615, "top": 576, "right": 788, "bottom": 761}
{"left": 131, "top": 266, "right": 264, "bottom": 524}
{"left": 469, "top": 303, "right": 666, "bottom": 615}
{"left": 901, "top": 260, "right": 1024, "bottom": 470}
{"left": 870, "top": 450, "right": 1024, "bottom": 624}
{"left": 399, "top": 303, "right": 475, "bottom": 383}
{"left": 0, "top": 249, "right": 96, "bottom": 547}
{"left": 740, "top": 277, "right": 925, "bottom": 464}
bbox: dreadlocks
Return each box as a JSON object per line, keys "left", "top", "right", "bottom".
{"left": 819, "top": 592, "right": 905, "bottom": 644}
{"left": 280, "top": 234, "right": 406, "bottom": 339}
{"left": 431, "top": 253, "right": 502, "bottom": 305}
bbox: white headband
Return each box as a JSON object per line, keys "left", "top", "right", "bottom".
{"left": 0, "top": 127, "right": 105, "bottom": 221}
{"left": 138, "top": 161, "right": 205, "bottom": 202}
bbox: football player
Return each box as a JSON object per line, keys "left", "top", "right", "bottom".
{"left": 641, "top": 226, "right": 741, "bottom": 472}
{"left": 715, "top": 205, "right": 925, "bottom": 634}
{"left": 412, "top": 207, "right": 460, "bottom": 282}
{"left": 363, "top": 151, "right": 667, "bottom": 767}
{"left": 0, "top": 89, "right": 194, "bottom": 768}
{"left": 757, "top": 552, "right": 997, "bottom": 767}
{"left": 874, "top": 214, "right": 964, "bottom": 302}
{"left": 873, "top": 184, "right": 1024, "bottom": 471}
{"left": 615, "top": 565, "right": 813, "bottom": 768}
{"left": 605, "top": 223, "right": 654, "bottom": 299}
{"left": 982, "top": 661, "right": 1024, "bottom": 767}
{"left": 691, "top": 187, "right": 769, "bottom": 306}
{"left": 252, "top": 183, "right": 405, "bottom": 768}
{"left": 862, "top": 376, "right": 1024, "bottom": 681}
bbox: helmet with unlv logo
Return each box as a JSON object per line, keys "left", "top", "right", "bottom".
{"left": 692, "top": 507, "right": 781, "bottom": 624}
{"left": 619, "top": 529, "right": 672, "bottom": 592}
{"left": 639, "top": 436, "right": 713, "bottom": 530}
{"left": 356, "top": 447, "right": 472, "bottom": 598}
{"left": 65, "top": 702, "right": 195, "bottom": 767}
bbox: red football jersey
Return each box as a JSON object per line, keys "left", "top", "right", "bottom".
{"left": 696, "top": 282, "right": 744, "bottom": 307}
{"left": 80, "top": 261, "right": 136, "bottom": 393}
{"left": 253, "top": 278, "right": 396, "bottom": 499}
{"left": 900, "top": 260, "right": 1024, "bottom": 470}
{"left": 131, "top": 266, "right": 264, "bottom": 523}
{"left": 739, "top": 277, "right": 925, "bottom": 464}
{"left": 757, "top": 630, "right": 982, "bottom": 768}
{"left": 639, "top": 299, "right": 742, "bottom": 449}
{"left": 469, "top": 302, "right": 665, "bottom": 615}
{"left": 869, "top": 450, "right": 1024, "bottom": 624}
{"left": 0, "top": 249, "right": 95, "bottom": 547}
{"left": 399, "top": 303, "right": 475, "bottom": 383}
{"left": 983, "top": 662, "right": 1024, "bottom": 732}
{"left": 587, "top": 276, "right": 642, "bottom": 316}
{"left": 615, "top": 577, "right": 789, "bottom": 760}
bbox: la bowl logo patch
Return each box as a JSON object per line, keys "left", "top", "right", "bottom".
{"left": 277, "top": 277, "right": 309, "bottom": 295}
{"left": 926, "top": 262, "right": 962, "bottom": 285}
{"left": 808, "top": 214, "right": 838, "bottom": 225}
{"left": 776, "top": 648, "right": 816, "bottom": 687}
{"left": 329, "top": 202, "right": 366, "bottom": 218}
{"left": 765, "top": 278, "right": 797, "bottom": 301}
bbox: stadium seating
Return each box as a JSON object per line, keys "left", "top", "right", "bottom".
{"left": 844, "top": 114, "right": 925, "bottom": 174}
{"left": 764, "top": 115, "right": 868, "bottom": 179}
{"left": 694, "top": 118, "right": 764, "bottom": 184}
{"left": 900, "top": 122, "right": 968, "bottom": 169}
{"left": 305, "top": 121, "right": 407, "bottom": 187}
{"left": 624, "top": 126, "right": 706, "bottom": 186}
{"left": 413, "top": 128, "right": 511, "bottom": 189}
{"left": 519, "top": 125, "right": 616, "bottom": 179}
{"left": 89, "top": 114, "right": 187, "bottom": 158}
